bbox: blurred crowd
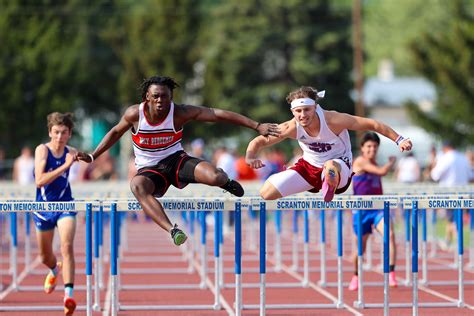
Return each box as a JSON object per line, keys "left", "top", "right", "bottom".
{"left": 0, "top": 139, "right": 473, "bottom": 186}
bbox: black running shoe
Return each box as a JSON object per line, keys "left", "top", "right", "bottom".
{"left": 170, "top": 224, "right": 187, "bottom": 246}
{"left": 220, "top": 179, "right": 244, "bottom": 197}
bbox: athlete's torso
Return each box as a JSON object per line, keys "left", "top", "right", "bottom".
{"left": 131, "top": 102, "right": 184, "bottom": 170}
{"left": 296, "top": 106, "right": 352, "bottom": 168}
{"left": 352, "top": 166, "right": 383, "bottom": 196}
{"left": 35, "top": 146, "right": 73, "bottom": 202}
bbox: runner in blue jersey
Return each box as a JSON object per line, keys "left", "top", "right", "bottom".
{"left": 34, "top": 112, "right": 77, "bottom": 315}
{"left": 348, "top": 132, "right": 398, "bottom": 291}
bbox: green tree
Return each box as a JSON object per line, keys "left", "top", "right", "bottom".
{"left": 0, "top": 0, "right": 120, "bottom": 156}
{"left": 406, "top": 0, "right": 474, "bottom": 147}
{"left": 363, "top": 0, "right": 449, "bottom": 76}
{"left": 102, "top": 0, "right": 203, "bottom": 106}
{"left": 197, "top": 0, "right": 353, "bottom": 140}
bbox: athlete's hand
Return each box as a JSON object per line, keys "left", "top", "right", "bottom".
{"left": 256, "top": 123, "right": 280, "bottom": 137}
{"left": 246, "top": 157, "right": 265, "bottom": 169}
{"left": 75, "top": 151, "right": 94, "bottom": 163}
{"left": 398, "top": 138, "right": 412, "bottom": 152}
{"left": 65, "top": 153, "right": 75, "bottom": 167}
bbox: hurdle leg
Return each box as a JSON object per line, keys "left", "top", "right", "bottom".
{"left": 364, "top": 235, "right": 373, "bottom": 271}
{"left": 274, "top": 210, "right": 282, "bottom": 272}
{"left": 421, "top": 209, "right": 428, "bottom": 285}
{"left": 93, "top": 208, "right": 101, "bottom": 311}
{"left": 10, "top": 212, "right": 18, "bottom": 291}
{"left": 235, "top": 203, "right": 242, "bottom": 316}
{"left": 259, "top": 202, "right": 266, "bottom": 316}
{"left": 336, "top": 210, "right": 344, "bottom": 309}
{"left": 412, "top": 201, "right": 419, "bottom": 316}
{"left": 292, "top": 210, "right": 299, "bottom": 271}
{"left": 383, "top": 202, "right": 390, "bottom": 316}
{"left": 319, "top": 210, "right": 326, "bottom": 286}
{"left": 213, "top": 211, "right": 221, "bottom": 310}
{"left": 98, "top": 205, "right": 104, "bottom": 290}
{"left": 86, "top": 204, "right": 93, "bottom": 316}
{"left": 303, "top": 210, "right": 309, "bottom": 287}
{"left": 405, "top": 208, "right": 411, "bottom": 286}
{"left": 429, "top": 209, "right": 437, "bottom": 258}
{"left": 199, "top": 211, "right": 207, "bottom": 289}
{"left": 24, "top": 213, "right": 31, "bottom": 273}
{"left": 354, "top": 210, "right": 364, "bottom": 308}
{"left": 111, "top": 203, "right": 119, "bottom": 316}
{"left": 456, "top": 208, "right": 464, "bottom": 307}
{"left": 188, "top": 211, "right": 196, "bottom": 273}
{"left": 469, "top": 209, "right": 474, "bottom": 268}
{"left": 218, "top": 211, "right": 224, "bottom": 288}
{"left": 248, "top": 206, "right": 256, "bottom": 251}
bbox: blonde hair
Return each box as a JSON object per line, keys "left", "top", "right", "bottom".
{"left": 47, "top": 112, "right": 74, "bottom": 132}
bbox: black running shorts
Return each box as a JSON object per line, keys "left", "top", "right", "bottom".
{"left": 136, "top": 151, "right": 204, "bottom": 197}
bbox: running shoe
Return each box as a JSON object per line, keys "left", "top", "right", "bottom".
{"left": 220, "top": 179, "right": 244, "bottom": 197}
{"left": 44, "top": 261, "right": 62, "bottom": 294}
{"left": 171, "top": 224, "right": 188, "bottom": 246}
{"left": 348, "top": 275, "right": 358, "bottom": 291}
{"left": 64, "top": 296, "right": 76, "bottom": 315}
{"left": 389, "top": 271, "right": 398, "bottom": 288}
{"left": 322, "top": 168, "right": 338, "bottom": 202}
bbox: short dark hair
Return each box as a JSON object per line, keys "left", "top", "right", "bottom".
{"left": 140, "top": 76, "right": 180, "bottom": 101}
{"left": 361, "top": 132, "right": 380, "bottom": 146}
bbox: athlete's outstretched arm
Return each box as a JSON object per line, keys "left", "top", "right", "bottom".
{"left": 246, "top": 120, "right": 295, "bottom": 169}
{"left": 178, "top": 104, "right": 280, "bottom": 137}
{"left": 330, "top": 112, "right": 413, "bottom": 152}
{"left": 76, "top": 106, "right": 137, "bottom": 163}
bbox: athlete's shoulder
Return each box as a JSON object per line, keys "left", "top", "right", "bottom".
{"left": 123, "top": 104, "right": 140, "bottom": 122}
{"left": 35, "top": 144, "right": 48, "bottom": 156}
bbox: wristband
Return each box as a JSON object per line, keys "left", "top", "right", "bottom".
{"left": 255, "top": 122, "right": 261, "bottom": 130}
{"left": 395, "top": 135, "right": 405, "bottom": 146}
{"left": 88, "top": 153, "right": 95, "bottom": 162}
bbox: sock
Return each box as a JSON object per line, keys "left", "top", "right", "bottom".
{"left": 64, "top": 284, "right": 74, "bottom": 298}
{"left": 389, "top": 265, "right": 395, "bottom": 272}
{"left": 49, "top": 263, "right": 59, "bottom": 277}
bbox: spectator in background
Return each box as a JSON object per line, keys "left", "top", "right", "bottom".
{"left": 395, "top": 152, "right": 420, "bottom": 183}
{"left": 12, "top": 146, "right": 35, "bottom": 185}
{"left": 422, "top": 144, "right": 437, "bottom": 182}
{"left": 235, "top": 154, "right": 258, "bottom": 181}
{"left": 82, "top": 150, "right": 118, "bottom": 181}
{"left": 431, "top": 140, "right": 470, "bottom": 250}
{"left": 190, "top": 138, "right": 209, "bottom": 161}
{"left": 215, "top": 146, "right": 237, "bottom": 180}
{"left": 466, "top": 148, "right": 474, "bottom": 183}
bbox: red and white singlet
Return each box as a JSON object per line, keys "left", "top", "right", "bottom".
{"left": 296, "top": 105, "right": 352, "bottom": 168}
{"left": 131, "top": 102, "right": 184, "bottom": 170}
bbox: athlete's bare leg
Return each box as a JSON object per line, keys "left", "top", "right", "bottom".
{"left": 193, "top": 161, "right": 228, "bottom": 186}
{"left": 57, "top": 216, "right": 76, "bottom": 284}
{"left": 375, "top": 219, "right": 397, "bottom": 266}
{"left": 260, "top": 181, "right": 283, "bottom": 200}
{"left": 36, "top": 229, "right": 56, "bottom": 269}
{"left": 130, "top": 175, "right": 174, "bottom": 232}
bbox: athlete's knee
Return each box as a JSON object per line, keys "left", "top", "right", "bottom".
{"left": 212, "top": 168, "right": 228, "bottom": 186}
{"left": 259, "top": 188, "right": 276, "bottom": 200}
{"left": 324, "top": 160, "right": 341, "bottom": 172}
{"left": 130, "top": 178, "right": 152, "bottom": 196}
{"left": 60, "top": 242, "right": 74, "bottom": 258}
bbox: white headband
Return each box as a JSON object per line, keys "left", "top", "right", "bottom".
{"left": 290, "top": 90, "right": 325, "bottom": 109}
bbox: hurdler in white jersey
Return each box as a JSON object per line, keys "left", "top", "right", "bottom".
{"left": 76, "top": 76, "right": 281, "bottom": 247}
{"left": 246, "top": 86, "right": 413, "bottom": 202}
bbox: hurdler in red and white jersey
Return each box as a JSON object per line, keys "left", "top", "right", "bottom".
{"left": 131, "top": 102, "right": 184, "bottom": 170}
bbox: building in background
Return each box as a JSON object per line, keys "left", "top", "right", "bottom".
{"left": 363, "top": 60, "right": 437, "bottom": 166}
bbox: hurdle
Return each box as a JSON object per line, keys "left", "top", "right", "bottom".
{"left": 107, "top": 198, "right": 235, "bottom": 315}
{"left": 0, "top": 201, "right": 94, "bottom": 314}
